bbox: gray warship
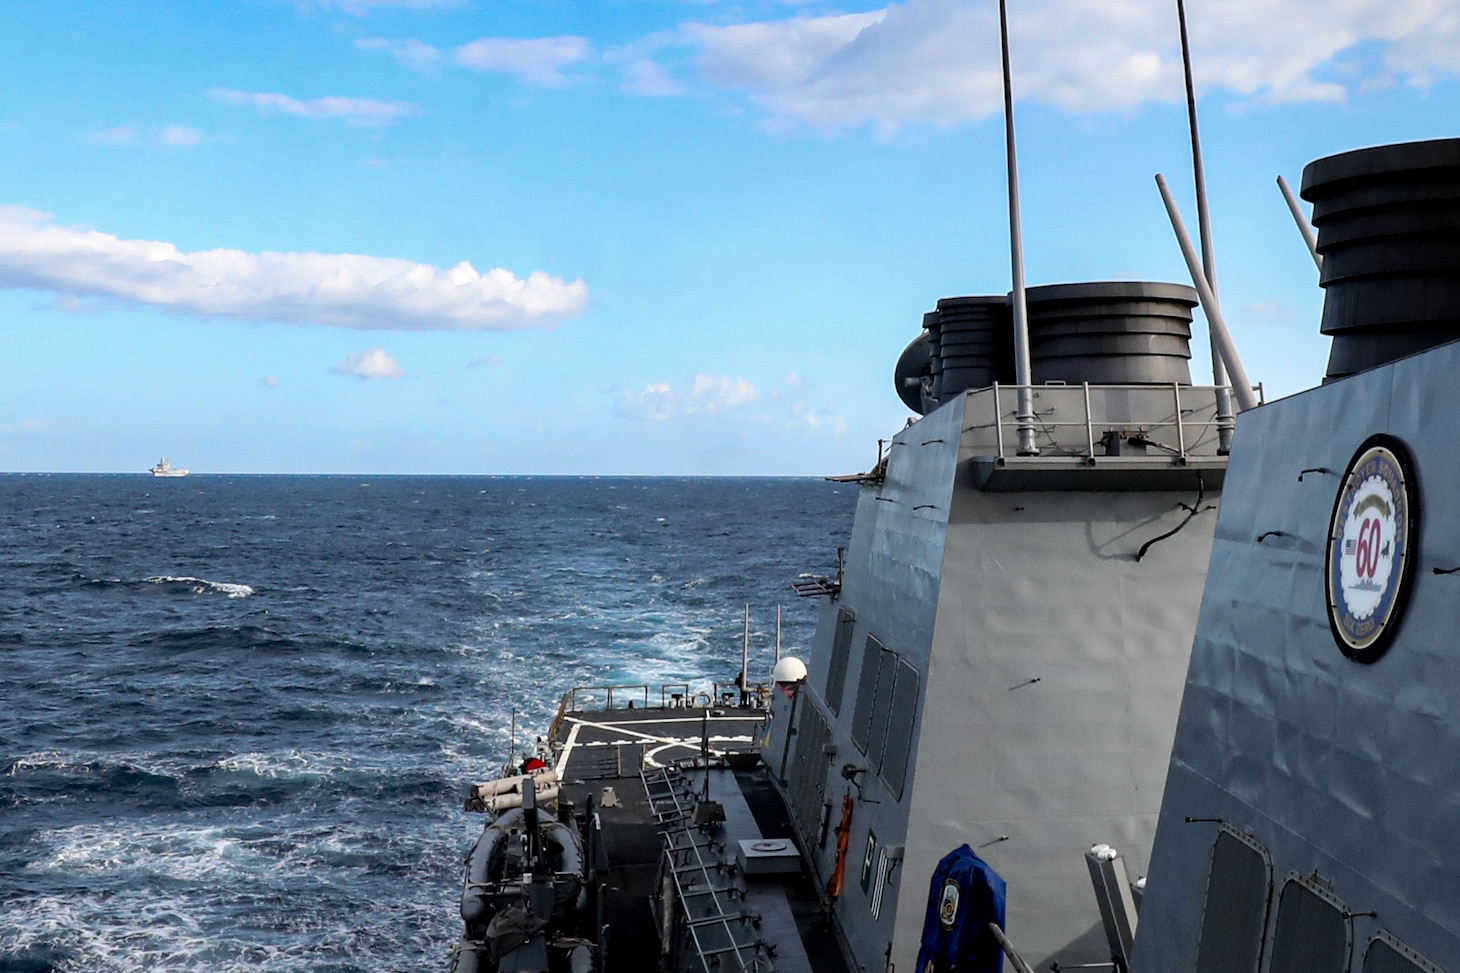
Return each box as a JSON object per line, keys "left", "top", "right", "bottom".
{"left": 448, "top": 270, "right": 1235, "bottom": 972}
{"left": 1130, "top": 138, "right": 1460, "bottom": 973}
{"left": 448, "top": 135, "right": 1460, "bottom": 973}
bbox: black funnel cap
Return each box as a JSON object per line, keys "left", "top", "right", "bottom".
{"left": 1025, "top": 282, "right": 1196, "bottom": 386}
{"left": 1301, "top": 138, "right": 1460, "bottom": 380}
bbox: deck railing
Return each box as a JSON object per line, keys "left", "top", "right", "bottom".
{"left": 971, "top": 382, "right": 1261, "bottom": 461}
{"left": 546, "top": 680, "right": 770, "bottom": 747}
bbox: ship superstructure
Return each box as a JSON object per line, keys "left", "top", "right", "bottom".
{"left": 1133, "top": 138, "right": 1460, "bottom": 973}
{"left": 764, "top": 281, "right": 1235, "bottom": 970}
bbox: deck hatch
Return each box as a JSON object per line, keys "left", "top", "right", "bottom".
{"left": 851, "top": 636, "right": 886, "bottom": 755}
{"left": 1268, "top": 873, "right": 1352, "bottom": 973}
{"left": 876, "top": 658, "right": 920, "bottom": 800}
{"left": 824, "top": 608, "right": 856, "bottom": 716}
{"left": 1194, "top": 826, "right": 1272, "bottom": 973}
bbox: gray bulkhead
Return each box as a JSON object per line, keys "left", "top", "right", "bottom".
{"left": 768, "top": 396, "right": 965, "bottom": 969}
{"left": 1133, "top": 341, "right": 1460, "bottom": 973}
{"left": 775, "top": 382, "right": 1229, "bottom": 972}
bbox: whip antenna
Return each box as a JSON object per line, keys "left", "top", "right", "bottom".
{"left": 999, "top": 0, "right": 1038, "bottom": 456}
{"left": 1176, "top": 0, "right": 1235, "bottom": 449}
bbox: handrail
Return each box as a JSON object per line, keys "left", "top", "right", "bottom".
{"left": 549, "top": 680, "right": 769, "bottom": 739}
{"left": 981, "top": 382, "right": 1234, "bottom": 461}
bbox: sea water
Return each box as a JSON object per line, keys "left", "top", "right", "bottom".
{"left": 0, "top": 475, "right": 856, "bottom": 972}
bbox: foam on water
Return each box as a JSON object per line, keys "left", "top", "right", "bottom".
{"left": 143, "top": 576, "right": 255, "bottom": 598}
{"left": 0, "top": 475, "right": 855, "bottom": 971}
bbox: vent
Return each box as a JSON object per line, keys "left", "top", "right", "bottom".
{"left": 1194, "top": 826, "right": 1273, "bottom": 973}
{"left": 824, "top": 609, "right": 856, "bottom": 717}
{"left": 788, "top": 702, "right": 832, "bottom": 847}
{"left": 1363, "top": 931, "right": 1446, "bottom": 973}
{"left": 1268, "top": 874, "right": 1352, "bottom": 973}
{"left": 876, "top": 658, "right": 921, "bottom": 800}
{"left": 1300, "top": 138, "right": 1460, "bottom": 381}
{"left": 1025, "top": 281, "right": 1197, "bottom": 386}
{"left": 934, "top": 295, "right": 1012, "bottom": 401}
{"left": 870, "top": 845, "right": 891, "bottom": 919}
{"left": 864, "top": 645, "right": 898, "bottom": 764}
{"left": 851, "top": 636, "right": 886, "bottom": 755}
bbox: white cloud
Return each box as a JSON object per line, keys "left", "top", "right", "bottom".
{"left": 261, "top": 376, "right": 281, "bottom": 388}
{"left": 0, "top": 206, "right": 588, "bottom": 331}
{"left": 333, "top": 348, "right": 405, "bottom": 380}
{"left": 466, "top": 355, "right": 504, "bottom": 368}
{"left": 210, "top": 88, "right": 421, "bottom": 126}
{"left": 156, "top": 125, "right": 202, "bottom": 147}
{"left": 638, "top": 0, "right": 1460, "bottom": 134}
{"left": 618, "top": 59, "right": 689, "bottom": 97}
{"left": 356, "top": 37, "right": 444, "bottom": 73}
{"left": 453, "top": 36, "right": 593, "bottom": 88}
{"left": 617, "top": 374, "right": 759, "bottom": 421}
{"left": 86, "top": 125, "right": 215, "bottom": 148}
{"left": 781, "top": 401, "right": 847, "bottom": 434}
{"left": 85, "top": 126, "right": 138, "bottom": 145}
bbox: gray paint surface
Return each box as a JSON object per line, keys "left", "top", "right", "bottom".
{"left": 1134, "top": 338, "right": 1460, "bottom": 972}
{"left": 781, "top": 384, "right": 1227, "bottom": 972}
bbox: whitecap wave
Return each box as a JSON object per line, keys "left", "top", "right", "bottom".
{"left": 5, "top": 818, "right": 458, "bottom": 970}
{"left": 144, "top": 576, "right": 255, "bottom": 598}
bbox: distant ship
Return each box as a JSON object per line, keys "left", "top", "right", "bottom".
{"left": 149, "top": 457, "right": 188, "bottom": 477}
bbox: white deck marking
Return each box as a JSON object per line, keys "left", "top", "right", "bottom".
{"left": 554, "top": 721, "right": 582, "bottom": 778}
{"left": 554, "top": 711, "right": 759, "bottom": 775}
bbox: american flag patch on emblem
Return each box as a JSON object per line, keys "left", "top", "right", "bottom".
{"left": 1344, "top": 539, "right": 1357, "bottom": 555}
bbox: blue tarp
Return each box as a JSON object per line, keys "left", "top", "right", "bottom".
{"left": 913, "top": 844, "right": 1008, "bottom": 973}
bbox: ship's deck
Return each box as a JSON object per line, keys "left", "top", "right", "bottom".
{"left": 550, "top": 702, "right": 849, "bottom": 973}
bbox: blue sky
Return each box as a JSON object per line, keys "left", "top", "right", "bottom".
{"left": 1, "top": 0, "right": 1456, "bottom": 474}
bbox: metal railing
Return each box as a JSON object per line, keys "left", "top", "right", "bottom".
{"left": 974, "top": 382, "right": 1256, "bottom": 461}
{"left": 546, "top": 681, "right": 770, "bottom": 746}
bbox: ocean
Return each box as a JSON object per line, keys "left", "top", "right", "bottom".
{"left": 0, "top": 475, "right": 857, "bottom": 972}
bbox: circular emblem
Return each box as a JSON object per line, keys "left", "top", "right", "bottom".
{"left": 937, "top": 877, "right": 960, "bottom": 930}
{"left": 1325, "top": 435, "right": 1418, "bottom": 663}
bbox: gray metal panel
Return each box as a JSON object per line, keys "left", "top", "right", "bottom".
{"left": 1269, "top": 875, "right": 1351, "bottom": 973}
{"left": 798, "top": 400, "right": 962, "bottom": 971}
{"left": 892, "top": 393, "right": 1223, "bottom": 971}
{"left": 1195, "top": 827, "right": 1272, "bottom": 973}
{"left": 877, "top": 658, "right": 919, "bottom": 800}
{"left": 789, "top": 702, "right": 832, "bottom": 846}
{"left": 865, "top": 647, "right": 898, "bottom": 768}
{"left": 970, "top": 456, "right": 1228, "bottom": 492}
{"left": 851, "top": 635, "right": 886, "bottom": 755}
{"left": 1364, "top": 931, "right": 1448, "bottom": 973}
{"left": 801, "top": 384, "right": 1222, "bottom": 973}
{"left": 1133, "top": 339, "right": 1460, "bottom": 973}
{"left": 824, "top": 608, "right": 856, "bottom": 717}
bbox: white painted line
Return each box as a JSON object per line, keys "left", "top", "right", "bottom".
{"left": 554, "top": 721, "right": 582, "bottom": 778}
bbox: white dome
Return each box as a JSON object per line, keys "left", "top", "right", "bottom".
{"left": 771, "top": 657, "right": 808, "bottom": 683}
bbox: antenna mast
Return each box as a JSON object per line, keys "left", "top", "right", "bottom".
{"left": 999, "top": 0, "right": 1037, "bottom": 456}
{"left": 1176, "top": 0, "right": 1236, "bottom": 447}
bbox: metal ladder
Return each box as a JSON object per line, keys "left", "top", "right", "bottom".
{"left": 641, "top": 765, "right": 775, "bottom": 972}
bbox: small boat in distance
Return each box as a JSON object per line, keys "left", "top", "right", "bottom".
{"left": 149, "top": 457, "right": 188, "bottom": 477}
